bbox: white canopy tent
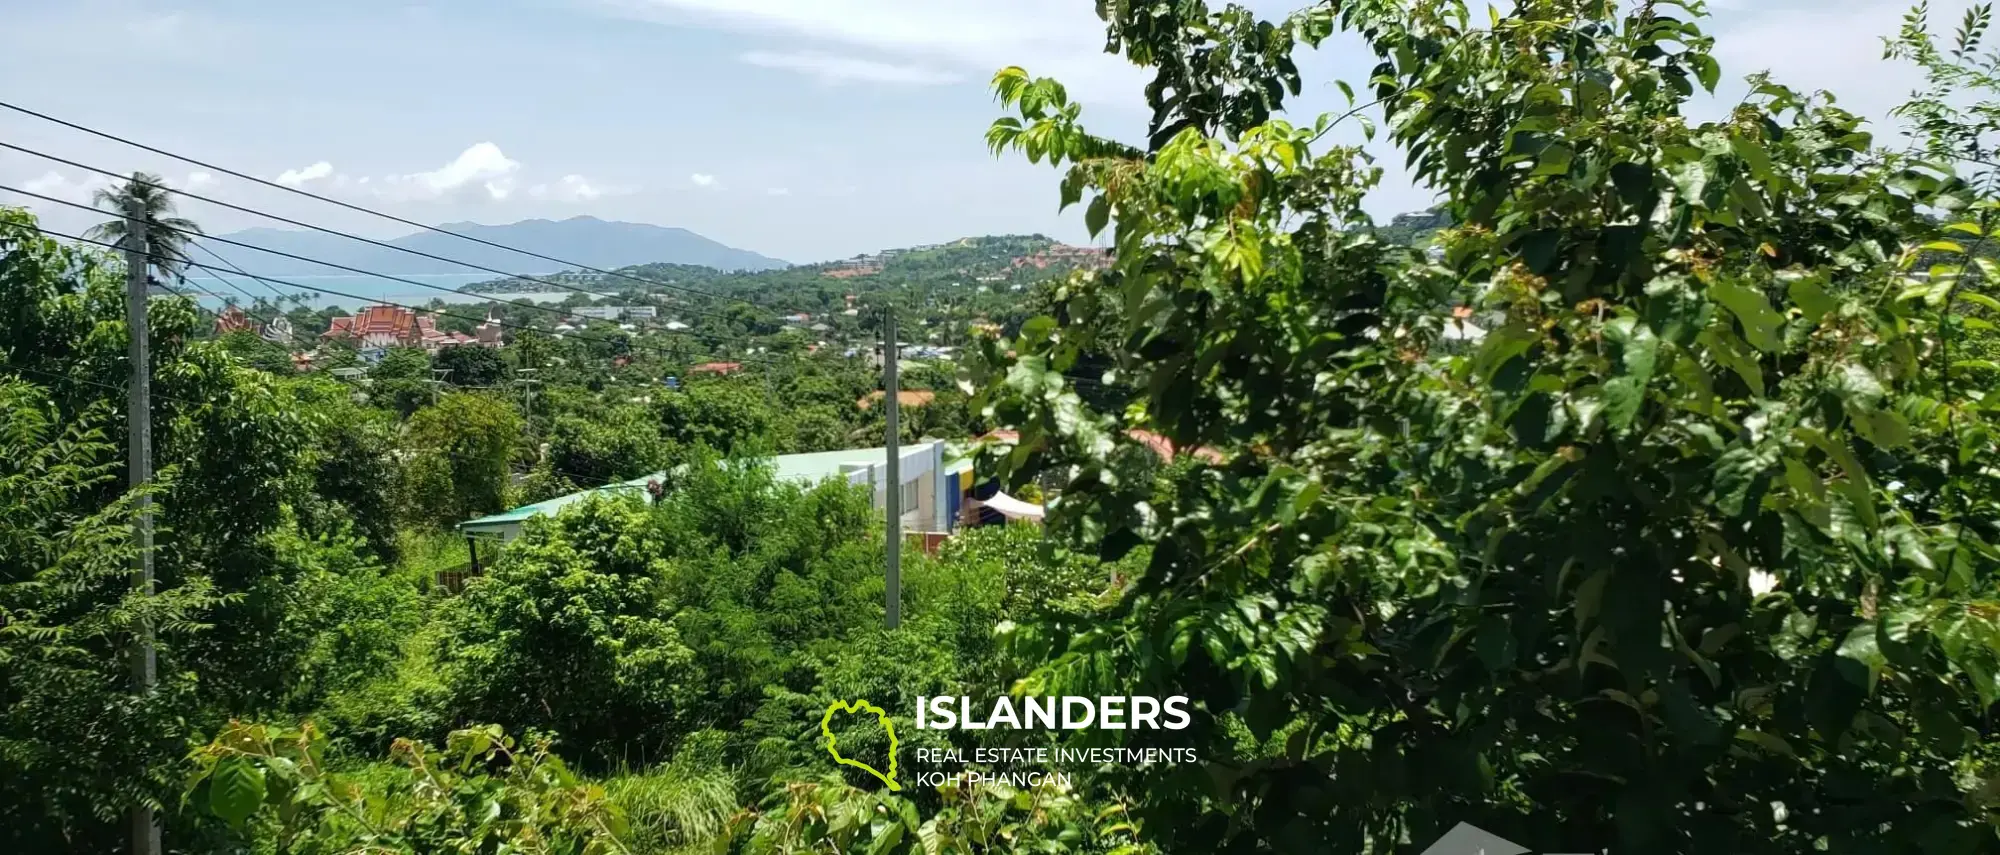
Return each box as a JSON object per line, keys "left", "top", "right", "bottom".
{"left": 977, "top": 491, "right": 1045, "bottom": 522}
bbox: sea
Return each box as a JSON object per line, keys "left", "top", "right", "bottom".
{"left": 181, "top": 272, "right": 576, "bottom": 311}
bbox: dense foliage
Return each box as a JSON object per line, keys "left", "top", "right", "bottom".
{"left": 969, "top": 0, "right": 2000, "bottom": 852}
{"left": 10, "top": 1, "right": 2000, "bottom": 853}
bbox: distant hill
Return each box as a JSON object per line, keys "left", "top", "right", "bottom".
{"left": 203, "top": 216, "right": 788, "bottom": 278}
{"left": 461, "top": 234, "right": 1084, "bottom": 295}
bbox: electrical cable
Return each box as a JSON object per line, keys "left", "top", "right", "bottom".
{"left": 5, "top": 200, "right": 809, "bottom": 371}
{"left": 0, "top": 138, "right": 779, "bottom": 326}
{"left": 0, "top": 102, "right": 821, "bottom": 318}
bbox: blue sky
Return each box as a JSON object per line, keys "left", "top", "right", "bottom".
{"left": 0, "top": 0, "right": 1960, "bottom": 264}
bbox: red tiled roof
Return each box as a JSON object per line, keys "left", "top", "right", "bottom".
{"left": 689, "top": 362, "right": 742, "bottom": 375}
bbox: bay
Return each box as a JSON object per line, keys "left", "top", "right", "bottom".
{"left": 182, "top": 272, "right": 576, "bottom": 311}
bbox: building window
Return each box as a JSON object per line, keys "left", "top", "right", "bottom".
{"left": 900, "top": 480, "right": 920, "bottom": 513}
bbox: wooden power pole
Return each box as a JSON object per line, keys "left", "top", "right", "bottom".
{"left": 883, "top": 306, "right": 901, "bottom": 629}
{"left": 122, "top": 198, "right": 161, "bottom": 855}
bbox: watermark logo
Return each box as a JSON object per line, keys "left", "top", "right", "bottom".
{"left": 1421, "top": 823, "right": 1528, "bottom": 855}
{"left": 820, "top": 699, "right": 901, "bottom": 791}
{"left": 1421, "top": 822, "right": 1600, "bottom": 855}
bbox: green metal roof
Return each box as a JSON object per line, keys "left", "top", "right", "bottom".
{"left": 458, "top": 471, "right": 660, "bottom": 534}
{"left": 459, "top": 444, "right": 952, "bottom": 537}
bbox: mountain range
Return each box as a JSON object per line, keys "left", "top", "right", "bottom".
{"left": 202, "top": 216, "right": 789, "bottom": 278}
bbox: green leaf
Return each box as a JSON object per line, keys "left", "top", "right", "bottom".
{"left": 1519, "top": 229, "right": 1561, "bottom": 274}
{"left": 1699, "top": 326, "right": 1766, "bottom": 396}
{"left": 1085, "top": 195, "right": 1111, "bottom": 238}
{"left": 1783, "top": 271, "right": 1837, "bottom": 324}
{"left": 1603, "top": 316, "right": 1660, "bottom": 429}
{"left": 1708, "top": 278, "right": 1786, "bottom": 352}
{"left": 1730, "top": 136, "right": 1774, "bottom": 182}
{"left": 1837, "top": 623, "right": 1886, "bottom": 692}
{"left": 1796, "top": 428, "right": 1879, "bottom": 529}
{"left": 1670, "top": 158, "right": 1711, "bottom": 204}
{"left": 1689, "top": 53, "right": 1721, "bottom": 92}
{"left": 1533, "top": 143, "right": 1575, "bottom": 176}
{"left": 1853, "top": 409, "right": 1911, "bottom": 449}
{"left": 1475, "top": 615, "right": 1517, "bottom": 672}
{"left": 1713, "top": 445, "right": 1775, "bottom": 518}
{"left": 209, "top": 756, "right": 267, "bottom": 827}
{"left": 1019, "top": 316, "right": 1058, "bottom": 347}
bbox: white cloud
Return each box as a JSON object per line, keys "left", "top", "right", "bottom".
{"left": 375, "top": 142, "right": 521, "bottom": 202}
{"left": 741, "top": 50, "right": 960, "bottom": 85}
{"left": 18, "top": 170, "right": 112, "bottom": 203}
{"left": 186, "top": 171, "right": 215, "bottom": 188}
{"left": 690, "top": 173, "right": 717, "bottom": 188}
{"left": 595, "top": 0, "right": 1145, "bottom": 106}
{"left": 529, "top": 174, "right": 634, "bottom": 202}
{"left": 766, "top": 187, "right": 791, "bottom": 196}
{"left": 275, "top": 161, "right": 336, "bottom": 188}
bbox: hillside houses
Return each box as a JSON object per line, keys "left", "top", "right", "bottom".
{"left": 1011, "top": 244, "right": 1111, "bottom": 271}
{"left": 573, "top": 305, "right": 658, "bottom": 321}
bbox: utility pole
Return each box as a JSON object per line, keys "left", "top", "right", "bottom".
{"left": 882, "top": 305, "right": 901, "bottom": 630}
{"left": 517, "top": 368, "right": 540, "bottom": 434}
{"left": 429, "top": 368, "right": 452, "bottom": 405}
{"left": 122, "top": 198, "right": 161, "bottom": 855}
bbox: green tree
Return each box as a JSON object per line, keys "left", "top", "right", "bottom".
{"left": 439, "top": 497, "right": 699, "bottom": 762}
{"left": 653, "top": 380, "right": 777, "bottom": 455}
{"left": 0, "top": 378, "right": 220, "bottom": 849}
{"left": 0, "top": 207, "right": 389, "bottom": 848}
{"left": 370, "top": 347, "right": 435, "bottom": 418}
{"left": 217, "top": 328, "right": 296, "bottom": 375}
{"left": 970, "top": 1, "right": 2000, "bottom": 852}
{"left": 399, "top": 392, "right": 522, "bottom": 530}
{"left": 85, "top": 171, "right": 203, "bottom": 279}
{"left": 433, "top": 344, "right": 507, "bottom": 388}
{"left": 287, "top": 377, "right": 402, "bottom": 560}
{"left": 545, "top": 403, "right": 675, "bottom": 486}
{"left": 184, "top": 722, "right": 632, "bottom": 854}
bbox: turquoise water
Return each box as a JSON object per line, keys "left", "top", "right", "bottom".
{"left": 182, "top": 272, "right": 572, "bottom": 311}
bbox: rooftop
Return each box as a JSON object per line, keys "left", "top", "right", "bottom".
{"left": 460, "top": 444, "right": 973, "bottom": 538}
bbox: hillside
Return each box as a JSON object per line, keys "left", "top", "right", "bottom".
{"left": 204, "top": 215, "right": 788, "bottom": 277}
{"left": 459, "top": 234, "right": 1096, "bottom": 296}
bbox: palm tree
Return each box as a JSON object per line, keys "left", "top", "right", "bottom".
{"left": 85, "top": 171, "right": 202, "bottom": 280}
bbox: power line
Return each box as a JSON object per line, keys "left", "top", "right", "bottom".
{"left": 3, "top": 189, "right": 803, "bottom": 368}
{"left": 0, "top": 140, "right": 779, "bottom": 325}
{"left": 26, "top": 224, "right": 825, "bottom": 383}
{"left": 152, "top": 274, "right": 290, "bottom": 335}
{"left": 0, "top": 101, "right": 813, "bottom": 315}
{"left": 22, "top": 221, "right": 726, "bottom": 366}
{"left": 1, "top": 361, "right": 208, "bottom": 409}
{"left": 186, "top": 238, "right": 295, "bottom": 305}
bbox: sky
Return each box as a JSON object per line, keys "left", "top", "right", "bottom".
{"left": 0, "top": 0, "right": 1969, "bottom": 265}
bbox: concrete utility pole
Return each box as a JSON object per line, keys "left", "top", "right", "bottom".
{"left": 429, "top": 368, "right": 452, "bottom": 405}
{"left": 122, "top": 197, "right": 161, "bottom": 855}
{"left": 517, "top": 368, "right": 540, "bottom": 435}
{"left": 883, "top": 306, "right": 901, "bottom": 630}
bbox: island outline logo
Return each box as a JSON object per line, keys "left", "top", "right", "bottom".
{"left": 819, "top": 699, "right": 901, "bottom": 791}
